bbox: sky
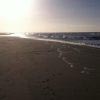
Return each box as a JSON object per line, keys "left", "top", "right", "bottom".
{"left": 0, "top": 0, "right": 100, "bottom": 32}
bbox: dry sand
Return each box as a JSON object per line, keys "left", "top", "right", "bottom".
{"left": 0, "top": 36, "right": 100, "bottom": 100}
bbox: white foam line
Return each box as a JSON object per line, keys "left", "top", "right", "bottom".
{"left": 57, "top": 48, "right": 63, "bottom": 58}
{"left": 2, "top": 35, "right": 100, "bottom": 49}
{"left": 80, "top": 70, "right": 89, "bottom": 74}
{"left": 83, "top": 67, "right": 95, "bottom": 71}
{"left": 25, "top": 37, "right": 100, "bottom": 48}
{"left": 62, "top": 57, "right": 74, "bottom": 68}
{"left": 56, "top": 48, "right": 74, "bottom": 68}
{"left": 80, "top": 67, "right": 95, "bottom": 74}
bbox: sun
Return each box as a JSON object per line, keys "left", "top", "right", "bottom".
{"left": 0, "top": 0, "right": 34, "bottom": 19}
{"left": 0, "top": 0, "right": 37, "bottom": 32}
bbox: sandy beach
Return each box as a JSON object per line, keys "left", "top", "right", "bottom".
{"left": 0, "top": 36, "right": 100, "bottom": 100}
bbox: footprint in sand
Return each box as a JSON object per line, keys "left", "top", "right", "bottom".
{"left": 41, "top": 72, "right": 65, "bottom": 99}
{"left": 41, "top": 77, "right": 57, "bottom": 99}
{"left": 42, "top": 86, "right": 56, "bottom": 99}
{"left": 42, "top": 78, "right": 50, "bottom": 83}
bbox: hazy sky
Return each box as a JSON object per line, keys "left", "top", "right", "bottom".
{"left": 0, "top": 0, "right": 100, "bottom": 32}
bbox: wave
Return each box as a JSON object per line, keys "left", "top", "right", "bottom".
{"left": 1, "top": 32, "right": 100, "bottom": 48}
{"left": 25, "top": 32, "right": 100, "bottom": 48}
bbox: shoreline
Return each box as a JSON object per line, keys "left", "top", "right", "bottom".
{"left": 0, "top": 36, "right": 99, "bottom": 100}
{"left": 0, "top": 35, "right": 100, "bottom": 49}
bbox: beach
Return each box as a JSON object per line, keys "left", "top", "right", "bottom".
{"left": 0, "top": 36, "right": 100, "bottom": 100}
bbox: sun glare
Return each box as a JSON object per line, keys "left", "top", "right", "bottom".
{"left": 0, "top": 0, "right": 36, "bottom": 32}
{"left": 0, "top": 0, "right": 34, "bottom": 19}
{"left": 10, "top": 32, "right": 27, "bottom": 38}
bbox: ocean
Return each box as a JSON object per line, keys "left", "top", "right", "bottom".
{"left": 1, "top": 32, "right": 100, "bottom": 48}
{"left": 25, "top": 32, "right": 100, "bottom": 48}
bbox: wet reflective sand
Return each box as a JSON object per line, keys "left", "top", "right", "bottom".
{"left": 0, "top": 37, "right": 99, "bottom": 100}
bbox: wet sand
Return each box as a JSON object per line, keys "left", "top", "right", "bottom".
{"left": 0, "top": 37, "right": 100, "bottom": 100}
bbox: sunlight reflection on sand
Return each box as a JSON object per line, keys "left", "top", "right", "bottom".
{"left": 10, "top": 32, "right": 27, "bottom": 38}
